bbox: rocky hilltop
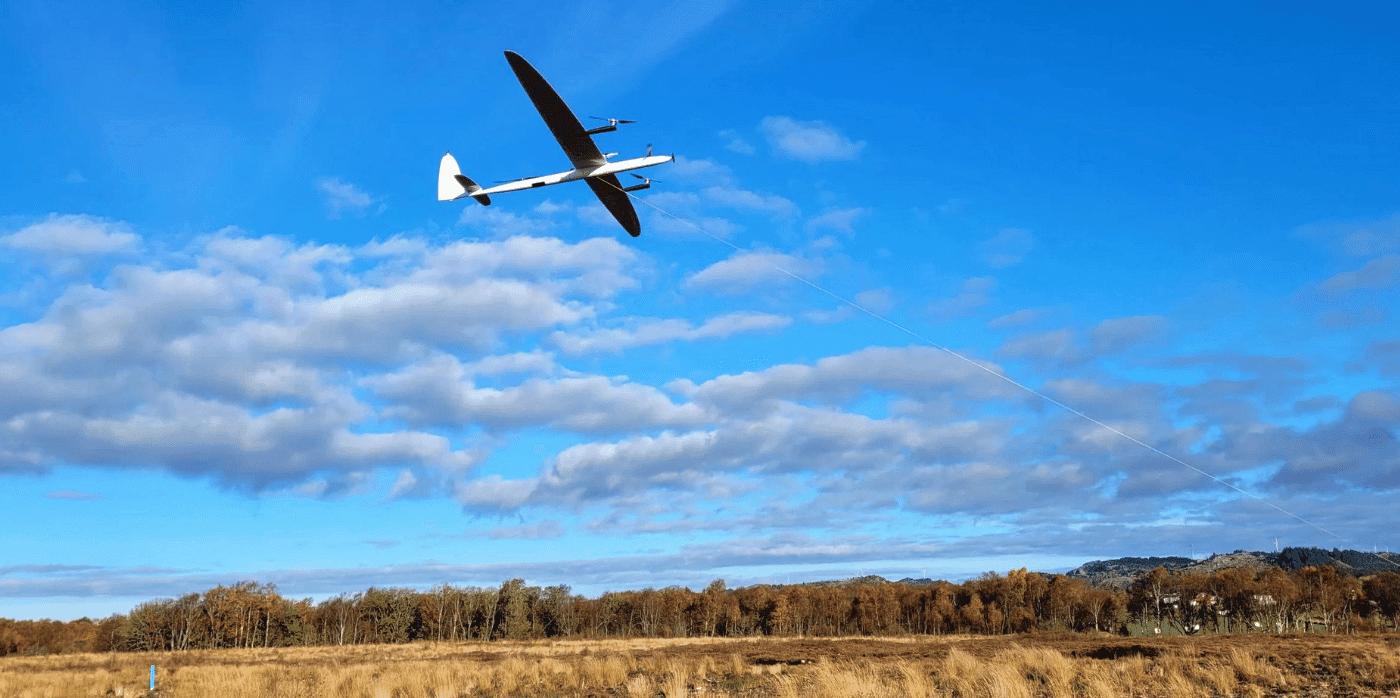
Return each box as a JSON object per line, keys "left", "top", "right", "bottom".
{"left": 1066, "top": 556, "right": 1196, "bottom": 589}
{"left": 751, "top": 548, "right": 1397, "bottom": 591}
{"left": 1067, "top": 547, "right": 1400, "bottom": 589}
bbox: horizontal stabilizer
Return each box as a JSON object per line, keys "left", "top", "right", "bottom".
{"left": 454, "top": 175, "right": 491, "bottom": 205}
{"left": 437, "top": 152, "right": 490, "bottom": 205}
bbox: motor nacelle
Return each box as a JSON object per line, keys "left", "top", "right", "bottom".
{"left": 585, "top": 116, "right": 635, "bottom": 135}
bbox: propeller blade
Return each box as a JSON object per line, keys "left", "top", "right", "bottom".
{"left": 646, "top": 143, "right": 653, "bottom": 157}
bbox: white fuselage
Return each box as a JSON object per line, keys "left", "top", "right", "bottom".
{"left": 471, "top": 154, "right": 674, "bottom": 197}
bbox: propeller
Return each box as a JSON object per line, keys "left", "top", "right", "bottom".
{"left": 646, "top": 143, "right": 653, "bottom": 157}
{"left": 589, "top": 116, "right": 636, "bottom": 126}
{"left": 630, "top": 173, "right": 662, "bottom": 184}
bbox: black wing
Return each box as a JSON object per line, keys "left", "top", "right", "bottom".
{"left": 586, "top": 175, "right": 641, "bottom": 237}
{"left": 503, "top": 51, "right": 606, "bottom": 169}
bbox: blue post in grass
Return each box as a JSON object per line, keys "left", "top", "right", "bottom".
{"left": 150, "top": 664, "right": 155, "bottom": 691}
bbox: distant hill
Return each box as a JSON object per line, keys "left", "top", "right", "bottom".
{"left": 1066, "top": 556, "right": 1196, "bottom": 589}
{"left": 1067, "top": 547, "right": 1400, "bottom": 589}
{"left": 795, "top": 575, "right": 910, "bottom": 588}
{"left": 749, "top": 548, "right": 1399, "bottom": 593}
{"left": 1273, "top": 547, "right": 1400, "bottom": 575}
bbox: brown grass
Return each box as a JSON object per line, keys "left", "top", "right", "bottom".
{"left": 2, "top": 632, "right": 1398, "bottom": 697}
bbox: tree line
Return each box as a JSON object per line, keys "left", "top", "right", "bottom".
{"left": 4, "top": 565, "right": 1399, "bottom": 656}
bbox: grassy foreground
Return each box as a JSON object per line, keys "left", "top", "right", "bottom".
{"left": 3, "top": 634, "right": 1399, "bottom": 697}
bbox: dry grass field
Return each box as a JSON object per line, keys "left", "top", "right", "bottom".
{"left": 3, "top": 633, "right": 1399, "bottom": 698}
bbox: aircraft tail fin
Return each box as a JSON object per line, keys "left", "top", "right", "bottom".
{"left": 437, "top": 152, "right": 491, "bottom": 205}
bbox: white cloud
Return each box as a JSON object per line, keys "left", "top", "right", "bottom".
{"left": 647, "top": 211, "right": 741, "bottom": 239}
{"left": 459, "top": 205, "right": 553, "bottom": 237}
{"left": 1338, "top": 215, "right": 1400, "bottom": 256}
{"left": 483, "top": 402, "right": 1023, "bottom": 513}
{"left": 1090, "top": 315, "right": 1167, "bottom": 354}
{"left": 7, "top": 208, "right": 1395, "bottom": 571}
{"left": 453, "top": 474, "right": 537, "bottom": 512}
{"left": 0, "top": 226, "right": 638, "bottom": 491}
{"left": 1296, "top": 212, "right": 1400, "bottom": 256}
{"left": 366, "top": 359, "right": 708, "bottom": 435}
{"left": 703, "top": 187, "right": 799, "bottom": 218}
{"left": 1318, "top": 254, "right": 1400, "bottom": 294}
{"left": 979, "top": 227, "right": 1034, "bottom": 268}
{"left": 938, "top": 198, "right": 969, "bottom": 214}
{"left": 927, "top": 277, "right": 996, "bottom": 320}
{"left": 1319, "top": 307, "right": 1387, "bottom": 328}
{"left": 465, "top": 350, "right": 560, "bottom": 377}
{"left": 486, "top": 519, "right": 565, "bottom": 540}
{"left": 2, "top": 214, "right": 139, "bottom": 255}
{"left": 45, "top": 489, "right": 102, "bottom": 501}
{"left": 533, "top": 199, "right": 573, "bottom": 216}
{"left": 808, "top": 288, "right": 895, "bottom": 323}
{"left": 718, "top": 128, "right": 755, "bottom": 155}
{"left": 805, "top": 207, "right": 868, "bottom": 234}
{"left": 316, "top": 177, "right": 381, "bottom": 218}
{"left": 988, "top": 307, "right": 1050, "bottom": 329}
{"left": 688, "top": 345, "right": 1019, "bottom": 412}
{"left": 576, "top": 201, "right": 620, "bottom": 231}
{"left": 759, "top": 116, "right": 865, "bottom": 163}
{"left": 385, "top": 469, "right": 423, "bottom": 500}
{"left": 631, "top": 190, "right": 742, "bottom": 239}
{"left": 1043, "top": 378, "right": 1164, "bottom": 419}
{"left": 1354, "top": 340, "right": 1400, "bottom": 376}
{"left": 552, "top": 311, "right": 791, "bottom": 354}
{"left": 997, "top": 328, "right": 1083, "bottom": 365}
{"left": 664, "top": 157, "right": 735, "bottom": 185}
{"left": 684, "top": 251, "right": 820, "bottom": 295}
{"left": 854, "top": 288, "right": 895, "bottom": 314}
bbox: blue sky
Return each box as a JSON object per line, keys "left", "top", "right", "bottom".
{"left": 2, "top": 0, "right": 1398, "bottom": 621}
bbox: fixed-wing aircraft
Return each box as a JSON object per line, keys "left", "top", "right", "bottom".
{"left": 438, "top": 50, "right": 674, "bottom": 237}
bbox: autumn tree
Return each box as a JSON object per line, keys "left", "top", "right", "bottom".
{"left": 317, "top": 593, "right": 361, "bottom": 645}
{"left": 1363, "top": 571, "right": 1400, "bottom": 631}
{"left": 786, "top": 585, "right": 817, "bottom": 636}
{"left": 699, "top": 579, "right": 726, "bottom": 636}
{"left": 1258, "top": 566, "right": 1300, "bottom": 632}
{"left": 1046, "top": 575, "right": 1084, "bottom": 631}
{"left": 1127, "top": 567, "right": 1173, "bottom": 627}
{"left": 959, "top": 592, "right": 985, "bottom": 633}
{"left": 1211, "top": 568, "right": 1260, "bottom": 631}
{"left": 929, "top": 583, "right": 957, "bottom": 634}
{"left": 201, "top": 581, "right": 276, "bottom": 649}
{"left": 1078, "top": 589, "right": 1120, "bottom": 632}
{"left": 1298, "top": 565, "right": 1362, "bottom": 632}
